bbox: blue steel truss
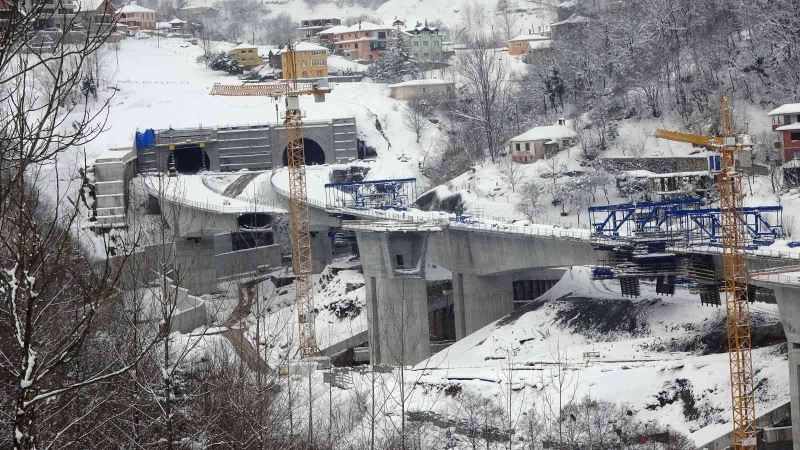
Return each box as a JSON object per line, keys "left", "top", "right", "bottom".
{"left": 590, "top": 197, "right": 784, "bottom": 246}
{"left": 325, "top": 178, "right": 417, "bottom": 210}
{"left": 672, "top": 205, "right": 783, "bottom": 245}
{"left": 589, "top": 198, "right": 702, "bottom": 237}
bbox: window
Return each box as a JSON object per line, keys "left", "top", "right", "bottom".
{"left": 794, "top": 150, "right": 800, "bottom": 160}
{"left": 302, "top": 71, "right": 308, "bottom": 77}
{"left": 792, "top": 132, "right": 800, "bottom": 141}
{"left": 413, "top": 41, "right": 419, "bottom": 46}
{"left": 525, "top": 143, "right": 530, "bottom": 151}
{"left": 395, "top": 254, "right": 405, "bottom": 268}
{"left": 515, "top": 143, "right": 521, "bottom": 152}
{"left": 354, "top": 43, "right": 358, "bottom": 48}
{"left": 378, "top": 31, "right": 386, "bottom": 39}
{"left": 423, "top": 40, "right": 428, "bottom": 46}
{"left": 516, "top": 42, "right": 522, "bottom": 47}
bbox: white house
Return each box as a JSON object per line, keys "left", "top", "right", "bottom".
{"left": 508, "top": 119, "right": 577, "bottom": 163}
{"left": 388, "top": 79, "right": 454, "bottom": 100}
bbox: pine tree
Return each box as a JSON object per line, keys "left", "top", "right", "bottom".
{"left": 366, "top": 34, "right": 420, "bottom": 83}
{"left": 209, "top": 51, "right": 241, "bottom": 74}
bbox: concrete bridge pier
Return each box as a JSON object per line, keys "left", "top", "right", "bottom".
{"left": 453, "top": 273, "right": 513, "bottom": 339}
{"left": 354, "top": 225, "right": 439, "bottom": 365}
{"left": 751, "top": 279, "right": 800, "bottom": 448}
{"left": 365, "top": 276, "right": 429, "bottom": 365}
{"left": 310, "top": 230, "right": 333, "bottom": 274}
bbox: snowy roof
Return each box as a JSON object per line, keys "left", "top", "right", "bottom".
{"left": 230, "top": 43, "right": 257, "bottom": 50}
{"left": 281, "top": 42, "right": 328, "bottom": 53}
{"left": 319, "top": 25, "right": 349, "bottom": 35}
{"left": 75, "top": 0, "right": 110, "bottom": 12}
{"left": 509, "top": 33, "right": 550, "bottom": 42}
{"left": 510, "top": 123, "right": 576, "bottom": 142}
{"left": 527, "top": 39, "right": 552, "bottom": 50}
{"left": 168, "top": 17, "right": 186, "bottom": 24}
{"left": 388, "top": 79, "right": 454, "bottom": 88}
{"left": 405, "top": 25, "right": 439, "bottom": 34}
{"left": 116, "top": 3, "right": 155, "bottom": 14}
{"left": 551, "top": 14, "right": 591, "bottom": 26}
{"left": 776, "top": 122, "right": 800, "bottom": 131}
{"left": 340, "top": 21, "right": 391, "bottom": 33}
{"left": 156, "top": 22, "right": 171, "bottom": 29}
{"left": 768, "top": 103, "right": 800, "bottom": 116}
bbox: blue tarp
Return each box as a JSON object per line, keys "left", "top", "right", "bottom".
{"left": 135, "top": 128, "right": 155, "bottom": 150}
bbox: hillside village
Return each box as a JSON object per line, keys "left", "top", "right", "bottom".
{"left": 4, "top": 0, "right": 800, "bottom": 449}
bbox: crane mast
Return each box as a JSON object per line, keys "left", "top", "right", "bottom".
{"left": 718, "top": 94, "right": 757, "bottom": 449}
{"left": 655, "top": 94, "right": 757, "bottom": 449}
{"left": 210, "top": 43, "right": 328, "bottom": 359}
{"left": 282, "top": 44, "right": 317, "bottom": 359}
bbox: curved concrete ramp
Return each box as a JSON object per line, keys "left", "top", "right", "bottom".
{"left": 144, "top": 174, "right": 286, "bottom": 237}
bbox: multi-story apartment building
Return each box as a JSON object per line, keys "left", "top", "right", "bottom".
{"left": 299, "top": 17, "right": 341, "bottom": 40}
{"left": 399, "top": 22, "right": 443, "bottom": 62}
{"left": 115, "top": 3, "right": 155, "bottom": 29}
{"left": 769, "top": 103, "right": 800, "bottom": 163}
{"left": 333, "top": 21, "right": 392, "bottom": 62}
{"left": 281, "top": 42, "right": 328, "bottom": 79}
{"left": 229, "top": 43, "right": 262, "bottom": 70}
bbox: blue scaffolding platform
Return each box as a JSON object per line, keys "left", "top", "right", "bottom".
{"left": 589, "top": 198, "right": 783, "bottom": 246}
{"left": 325, "top": 178, "right": 417, "bottom": 211}
{"left": 589, "top": 198, "right": 702, "bottom": 237}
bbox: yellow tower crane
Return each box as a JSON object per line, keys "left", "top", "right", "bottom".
{"left": 210, "top": 43, "right": 331, "bottom": 359}
{"left": 655, "top": 94, "right": 757, "bottom": 449}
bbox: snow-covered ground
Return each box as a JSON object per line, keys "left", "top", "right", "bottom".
{"left": 414, "top": 267, "right": 788, "bottom": 446}
{"left": 44, "top": 32, "right": 795, "bottom": 447}
{"left": 242, "top": 262, "right": 368, "bottom": 367}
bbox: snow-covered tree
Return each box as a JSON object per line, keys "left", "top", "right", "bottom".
{"left": 403, "top": 97, "right": 433, "bottom": 143}
{"left": 209, "top": 51, "right": 241, "bottom": 74}
{"left": 516, "top": 180, "right": 542, "bottom": 220}
{"left": 366, "top": 35, "right": 420, "bottom": 83}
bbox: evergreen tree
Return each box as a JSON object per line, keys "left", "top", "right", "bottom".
{"left": 366, "top": 34, "right": 420, "bottom": 83}
{"left": 209, "top": 51, "right": 241, "bottom": 74}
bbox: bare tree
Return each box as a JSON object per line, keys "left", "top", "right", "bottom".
{"left": 499, "top": 157, "right": 523, "bottom": 193}
{"left": 403, "top": 98, "right": 433, "bottom": 144}
{"left": 456, "top": 36, "right": 510, "bottom": 163}
{"left": 0, "top": 5, "right": 167, "bottom": 449}
{"left": 515, "top": 180, "right": 541, "bottom": 221}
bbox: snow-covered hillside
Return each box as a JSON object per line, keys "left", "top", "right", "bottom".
{"left": 416, "top": 267, "right": 788, "bottom": 446}
{"left": 261, "top": 0, "right": 555, "bottom": 32}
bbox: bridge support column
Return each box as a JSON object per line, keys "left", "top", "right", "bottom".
{"left": 365, "top": 276, "right": 430, "bottom": 366}
{"left": 310, "top": 230, "right": 332, "bottom": 274}
{"left": 453, "top": 273, "right": 513, "bottom": 340}
{"left": 351, "top": 226, "right": 438, "bottom": 366}
{"left": 174, "top": 237, "right": 218, "bottom": 295}
{"left": 761, "top": 283, "right": 800, "bottom": 449}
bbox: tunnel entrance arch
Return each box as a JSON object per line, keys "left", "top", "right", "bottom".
{"left": 282, "top": 138, "right": 326, "bottom": 166}
{"left": 169, "top": 145, "right": 209, "bottom": 174}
